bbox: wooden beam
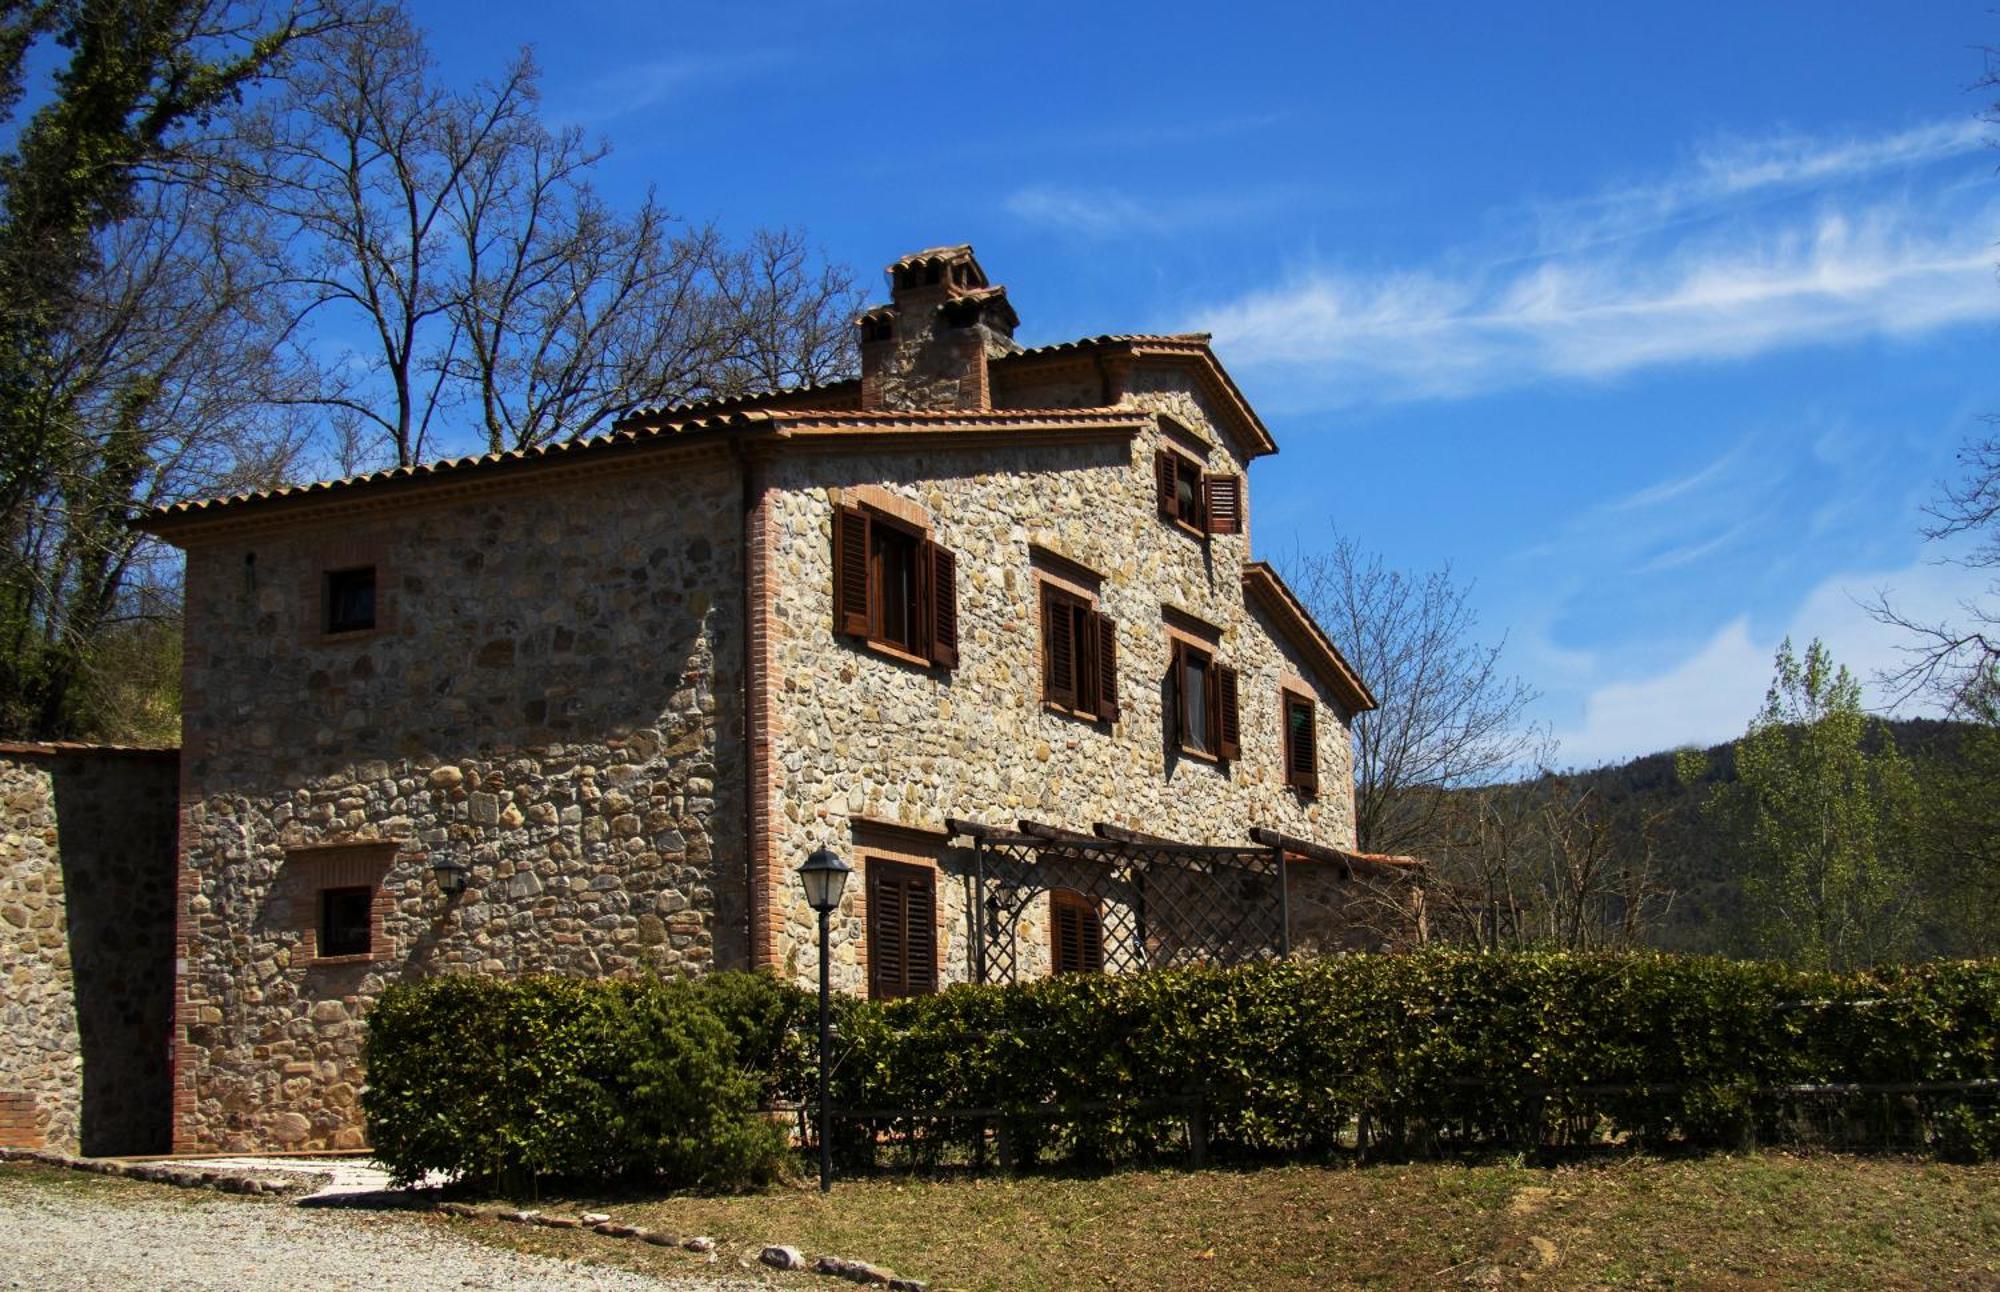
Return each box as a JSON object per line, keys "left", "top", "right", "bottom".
{"left": 1093, "top": 821, "right": 1184, "bottom": 847}
{"left": 1248, "top": 827, "right": 1425, "bottom": 881}
{"left": 1017, "top": 818, "right": 1105, "bottom": 846}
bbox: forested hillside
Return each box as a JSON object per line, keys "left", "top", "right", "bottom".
{"left": 1533, "top": 718, "right": 1988, "bottom": 955}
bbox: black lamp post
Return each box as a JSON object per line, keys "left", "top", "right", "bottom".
{"left": 797, "top": 844, "right": 851, "bottom": 1193}
{"left": 432, "top": 853, "right": 471, "bottom": 898}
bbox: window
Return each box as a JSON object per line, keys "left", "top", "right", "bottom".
{"left": 324, "top": 566, "right": 376, "bottom": 634}
{"left": 867, "top": 859, "right": 938, "bottom": 999}
{"left": 1154, "top": 450, "right": 1243, "bottom": 537}
{"left": 1167, "top": 639, "right": 1239, "bottom": 761}
{"left": 1041, "top": 584, "right": 1118, "bottom": 721}
{"left": 1050, "top": 890, "right": 1105, "bottom": 975}
{"left": 1283, "top": 691, "right": 1318, "bottom": 794}
{"left": 319, "top": 887, "right": 373, "bottom": 957}
{"left": 833, "top": 505, "right": 958, "bottom": 668}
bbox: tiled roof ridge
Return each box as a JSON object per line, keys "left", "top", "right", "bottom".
{"left": 138, "top": 407, "right": 1151, "bottom": 527}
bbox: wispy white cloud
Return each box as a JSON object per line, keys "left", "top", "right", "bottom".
{"left": 1197, "top": 198, "right": 2000, "bottom": 404}
{"left": 1549, "top": 553, "right": 1982, "bottom": 768}
{"left": 1192, "top": 120, "right": 2000, "bottom": 406}
{"left": 553, "top": 50, "right": 794, "bottom": 125}
{"left": 1532, "top": 118, "right": 1989, "bottom": 252}
{"left": 1005, "top": 182, "right": 1296, "bottom": 237}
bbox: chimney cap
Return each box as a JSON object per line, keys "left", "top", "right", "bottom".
{"left": 886, "top": 244, "right": 989, "bottom": 290}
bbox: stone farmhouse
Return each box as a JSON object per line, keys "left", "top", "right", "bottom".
{"left": 100, "top": 244, "right": 1418, "bottom": 1155}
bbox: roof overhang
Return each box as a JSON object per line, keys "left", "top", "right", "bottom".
{"left": 1241, "top": 561, "right": 1376, "bottom": 714}
{"left": 992, "top": 334, "right": 1278, "bottom": 459}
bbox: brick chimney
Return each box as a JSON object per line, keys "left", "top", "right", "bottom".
{"left": 858, "top": 245, "right": 1021, "bottom": 411}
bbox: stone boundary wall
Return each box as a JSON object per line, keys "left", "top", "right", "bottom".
{"left": 0, "top": 745, "right": 178, "bottom": 1155}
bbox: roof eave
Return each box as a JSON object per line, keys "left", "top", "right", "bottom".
{"left": 1241, "top": 561, "right": 1377, "bottom": 713}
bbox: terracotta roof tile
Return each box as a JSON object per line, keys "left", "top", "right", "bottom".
{"left": 888, "top": 244, "right": 976, "bottom": 269}
{"left": 136, "top": 407, "right": 1149, "bottom": 535}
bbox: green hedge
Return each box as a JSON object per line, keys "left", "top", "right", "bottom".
{"left": 364, "top": 954, "right": 2000, "bottom": 1187}
{"left": 832, "top": 955, "right": 2000, "bottom": 1166}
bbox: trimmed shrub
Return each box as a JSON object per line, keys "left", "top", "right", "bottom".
{"left": 364, "top": 972, "right": 811, "bottom": 1189}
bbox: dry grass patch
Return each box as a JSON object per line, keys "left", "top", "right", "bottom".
{"left": 478, "top": 1154, "right": 2000, "bottom": 1291}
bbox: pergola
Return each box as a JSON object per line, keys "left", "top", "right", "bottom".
{"left": 944, "top": 817, "right": 1416, "bottom": 983}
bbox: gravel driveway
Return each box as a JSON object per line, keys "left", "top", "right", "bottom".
{"left": 0, "top": 1167, "right": 763, "bottom": 1291}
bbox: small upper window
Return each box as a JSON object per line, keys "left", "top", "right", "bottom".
{"left": 324, "top": 566, "right": 376, "bottom": 634}
{"left": 1154, "top": 450, "right": 1243, "bottom": 537}
{"left": 320, "top": 886, "right": 372, "bottom": 957}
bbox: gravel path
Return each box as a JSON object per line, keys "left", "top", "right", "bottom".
{"left": 0, "top": 1169, "right": 764, "bottom": 1291}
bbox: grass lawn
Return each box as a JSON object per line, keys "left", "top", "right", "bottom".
{"left": 477, "top": 1153, "right": 2000, "bottom": 1291}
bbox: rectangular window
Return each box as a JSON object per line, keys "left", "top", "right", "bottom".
{"left": 834, "top": 506, "right": 958, "bottom": 668}
{"left": 867, "top": 859, "right": 938, "bottom": 999}
{"left": 1041, "top": 584, "right": 1119, "bottom": 721}
{"left": 873, "top": 521, "right": 921, "bottom": 653}
{"left": 1050, "top": 890, "right": 1105, "bottom": 975}
{"left": 1169, "top": 639, "right": 1239, "bottom": 761}
{"left": 1155, "top": 451, "right": 1245, "bottom": 537}
{"left": 1284, "top": 692, "right": 1319, "bottom": 794}
{"left": 319, "top": 887, "right": 373, "bottom": 957}
{"left": 324, "top": 566, "right": 376, "bottom": 634}
{"left": 1156, "top": 449, "right": 1207, "bottom": 531}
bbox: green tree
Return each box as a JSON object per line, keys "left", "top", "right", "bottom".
{"left": 1684, "top": 639, "right": 1920, "bottom": 968}
{"left": 0, "top": 0, "right": 337, "bottom": 738}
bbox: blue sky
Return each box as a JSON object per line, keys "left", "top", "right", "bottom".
{"left": 420, "top": 0, "right": 2000, "bottom": 767}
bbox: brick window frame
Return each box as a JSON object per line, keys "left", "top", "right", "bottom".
{"left": 282, "top": 842, "right": 399, "bottom": 965}
{"left": 301, "top": 539, "right": 393, "bottom": 645}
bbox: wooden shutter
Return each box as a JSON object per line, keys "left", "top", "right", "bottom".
{"left": 1050, "top": 890, "right": 1104, "bottom": 974}
{"left": 833, "top": 505, "right": 871, "bottom": 638}
{"left": 1043, "top": 585, "right": 1077, "bottom": 709}
{"left": 1093, "top": 612, "right": 1119, "bottom": 723}
{"left": 1203, "top": 475, "right": 1242, "bottom": 535}
{"left": 926, "top": 541, "right": 957, "bottom": 668}
{"left": 1155, "top": 449, "right": 1177, "bottom": 520}
{"left": 906, "top": 872, "right": 937, "bottom": 994}
{"left": 1286, "top": 694, "right": 1318, "bottom": 793}
{"left": 1215, "top": 663, "right": 1240, "bottom": 760}
{"left": 867, "top": 861, "right": 937, "bottom": 999}
{"left": 1167, "top": 638, "right": 1187, "bottom": 747}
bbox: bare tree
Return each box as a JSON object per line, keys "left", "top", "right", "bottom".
{"left": 249, "top": 8, "right": 860, "bottom": 467}
{"left": 1422, "top": 775, "right": 1672, "bottom": 951}
{"left": 1871, "top": 430, "right": 2000, "bottom": 719}
{"left": 4, "top": 176, "right": 312, "bottom": 737}
{"left": 1285, "top": 534, "right": 1541, "bottom": 856}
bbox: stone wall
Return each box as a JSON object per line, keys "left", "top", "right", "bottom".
{"left": 761, "top": 369, "right": 1360, "bottom": 994}
{"left": 173, "top": 453, "right": 748, "bottom": 1151}
{"left": 0, "top": 747, "right": 178, "bottom": 1155}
